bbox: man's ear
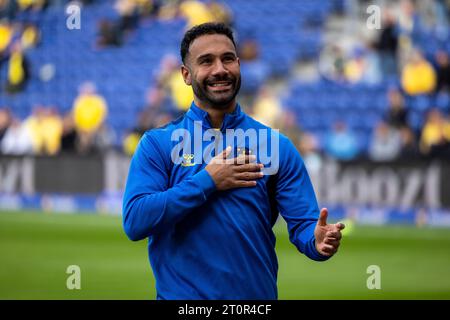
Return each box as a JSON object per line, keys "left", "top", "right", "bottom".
{"left": 181, "top": 65, "right": 192, "bottom": 86}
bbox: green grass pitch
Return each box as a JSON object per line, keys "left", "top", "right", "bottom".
{"left": 1, "top": 210, "right": 450, "bottom": 299}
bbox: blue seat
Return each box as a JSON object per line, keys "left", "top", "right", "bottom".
{"left": 435, "top": 92, "right": 450, "bottom": 112}
{"left": 410, "top": 95, "right": 433, "bottom": 112}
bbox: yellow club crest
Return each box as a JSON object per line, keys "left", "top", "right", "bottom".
{"left": 181, "top": 154, "right": 195, "bottom": 167}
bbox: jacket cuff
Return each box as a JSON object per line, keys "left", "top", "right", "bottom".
{"left": 308, "top": 235, "right": 332, "bottom": 262}
{"left": 192, "top": 169, "right": 217, "bottom": 199}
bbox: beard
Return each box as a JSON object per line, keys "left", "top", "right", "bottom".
{"left": 191, "top": 73, "right": 241, "bottom": 110}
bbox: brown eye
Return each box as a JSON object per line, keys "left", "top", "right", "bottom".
{"left": 200, "top": 58, "right": 212, "bottom": 65}
{"left": 223, "top": 56, "right": 235, "bottom": 63}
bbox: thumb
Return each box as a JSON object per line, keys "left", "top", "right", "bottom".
{"left": 317, "top": 208, "right": 328, "bottom": 227}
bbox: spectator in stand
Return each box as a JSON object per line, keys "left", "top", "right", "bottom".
{"left": 156, "top": 54, "right": 194, "bottom": 112}
{"left": 397, "top": 0, "right": 422, "bottom": 47}
{"left": 385, "top": 88, "right": 409, "bottom": 129}
{"left": 298, "top": 132, "right": 323, "bottom": 180}
{"left": 179, "top": 0, "right": 215, "bottom": 28}
{"left": 157, "top": 0, "right": 180, "bottom": 21}
{"left": 416, "top": 0, "right": 449, "bottom": 40}
{"left": 343, "top": 45, "right": 381, "bottom": 85}
{"left": 123, "top": 109, "right": 174, "bottom": 156}
{"left": 72, "top": 82, "right": 108, "bottom": 154}
{"left": 324, "top": 121, "right": 360, "bottom": 161}
{"left": 114, "top": 0, "right": 139, "bottom": 34}
{"left": 399, "top": 126, "right": 420, "bottom": 159}
{"left": 271, "top": 109, "right": 320, "bottom": 173}
{"left": 97, "top": 0, "right": 144, "bottom": 48}
{"left": 168, "top": 69, "right": 195, "bottom": 112}
{"left": 368, "top": 121, "right": 402, "bottom": 162}
{"left": 435, "top": 50, "right": 450, "bottom": 94}
{"left": 0, "top": 117, "right": 34, "bottom": 155}
{"left": 144, "top": 86, "right": 179, "bottom": 125}
{"left": 206, "top": 0, "right": 233, "bottom": 26}
{"left": 123, "top": 86, "right": 175, "bottom": 156}
{"left": 238, "top": 38, "right": 259, "bottom": 62}
{"left": 237, "top": 37, "right": 268, "bottom": 94}
{"left": 250, "top": 86, "right": 282, "bottom": 128}
{"left": 281, "top": 115, "right": 323, "bottom": 193}
{"left": 60, "top": 112, "right": 78, "bottom": 153}
{"left": 318, "top": 44, "right": 347, "bottom": 83}
{"left": 24, "top": 106, "right": 63, "bottom": 155}
{"left": 0, "top": 108, "right": 12, "bottom": 144}
{"left": 136, "top": 0, "right": 163, "bottom": 19}
{"left": 20, "top": 23, "right": 40, "bottom": 50}
{"left": 169, "top": 0, "right": 233, "bottom": 29}
{"left": 16, "top": 0, "right": 47, "bottom": 11}
{"left": 374, "top": 8, "right": 399, "bottom": 76}
{"left": 275, "top": 110, "right": 303, "bottom": 151}
{"left": 0, "top": 0, "right": 18, "bottom": 21}
{"left": 93, "top": 123, "right": 116, "bottom": 152}
{"left": 5, "top": 41, "right": 30, "bottom": 94}
{"left": 419, "top": 108, "right": 450, "bottom": 157}
{"left": 401, "top": 49, "right": 436, "bottom": 96}
{"left": 96, "top": 19, "right": 123, "bottom": 48}
{"left": 137, "top": 87, "right": 165, "bottom": 132}
{"left": 0, "top": 21, "right": 13, "bottom": 63}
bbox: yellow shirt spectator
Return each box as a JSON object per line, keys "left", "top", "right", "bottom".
{"left": 24, "top": 111, "right": 63, "bottom": 155}
{"left": 169, "top": 72, "right": 194, "bottom": 111}
{"left": 123, "top": 132, "right": 141, "bottom": 156}
{"left": 41, "top": 114, "right": 63, "bottom": 155}
{"left": 17, "top": 0, "right": 34, "bottom": 10}
{"left": 73, "top": 94, "right": 108, "bottom": 133}
{"left": 402, "top": 60, "right": 437, "bottom": 95}
{"left": 420, "top": 110, "right": 450, "bottom": 154}
{"left": 21, "top": 25, "right": 39, "bottom": 49}
{"left": 24, "top": 116, "right": 42, "bottom": 153}
{"left": 421, "top": 121, "right": 450, "bottom": 146}
{"left": 179, "top": 0, "right": 215, "bottom": 28}
{"left": 0, "top": 23, "right": 13, "bottom": 53}
{"left": 344, "top": 59, "right": 365, "bottom": 83}
{"left": 251, "top": 90, "right": 282, "bottom": 128}
{"left": 8, "top": 51, "right": 25, "bottom": 86}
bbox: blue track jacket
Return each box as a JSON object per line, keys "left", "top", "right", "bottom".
{"left": 123, "top": 102, "right": 329, "bottom": 300}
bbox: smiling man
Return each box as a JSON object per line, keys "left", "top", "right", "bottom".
{"left": 122, "top": 22, "right": 344, "bottom": 300}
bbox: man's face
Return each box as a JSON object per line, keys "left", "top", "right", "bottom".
{"left": 182, "top": 34, "right": 241, "bottom": 109}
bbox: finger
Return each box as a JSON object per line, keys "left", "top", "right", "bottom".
{"left": 320, "top": 244, "right": 337, "bottom": 255}
{"left": 326, "top": 231, "right": 342, "bottom": 240}
{"left": 235, "top": 171, "right": 264, "bottom": 181}
{"left": 226, "top": 154, "right": 257, "bottom": 165}
{"left": 335, "top": 222, "right": 346, "bottom": 230}
{"left": 324, "top": 238, "right": 340, "bottom": 247}
{"left": 222, "top": 146, "right": 232, "bottom": 159}
{"left": 317, "top": 208, "right": 328, "bottom": 227}
{"left": 211, "top": 146, "right": 232, "bottom": 163}
{"left": 232, "top": 180, "right": 258, "bottom": 188}
{"left": 234, "top": 163, "right": 264, "bottom": 172}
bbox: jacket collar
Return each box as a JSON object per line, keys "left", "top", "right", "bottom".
{"left": 186, "top": 101, "right": 245, "bottom": 131}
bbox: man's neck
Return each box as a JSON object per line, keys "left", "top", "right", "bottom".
{"left": 194, "top": 98, "right": 237, "bottom": 128}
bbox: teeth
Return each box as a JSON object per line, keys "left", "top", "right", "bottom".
{"left": 210, "top": 83, "right": 231, "bottom": 87}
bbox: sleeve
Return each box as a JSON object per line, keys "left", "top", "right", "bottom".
{"left": 122, "top": 132, "right": 217, "bottom": 241}
{"left": 275, "top": 136, "right": 330, "bottom": 261}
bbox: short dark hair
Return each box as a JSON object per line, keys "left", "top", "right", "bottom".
{"left": 180, "top": 22, "right": 236, "bottom": 64}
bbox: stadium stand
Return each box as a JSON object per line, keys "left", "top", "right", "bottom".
{"left": 0, "top": 0, "right": 449, "bottom": 159}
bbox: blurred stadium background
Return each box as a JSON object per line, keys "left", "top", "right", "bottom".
{"left": 1, "top": 0, "right": 450, "bottom": 299}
